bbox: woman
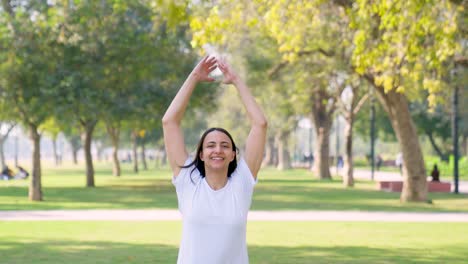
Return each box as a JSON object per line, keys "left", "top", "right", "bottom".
{"left": 162, "top": 56, "right": 267, "bottom": 264}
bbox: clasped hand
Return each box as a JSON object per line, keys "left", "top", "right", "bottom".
{"left": 192, "top": 56, "right": 238, "bottom": 85}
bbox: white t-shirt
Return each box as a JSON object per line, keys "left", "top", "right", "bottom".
{"left": 172, "top": 157, "right": 257, "bottom": 264}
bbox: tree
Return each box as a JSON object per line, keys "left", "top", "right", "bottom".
{"left": 337, "top": 77, "right": 369, "bottom": 186}
{"left": 411, "top": 101, "right": 452, "bottom": 161}
{"left": 349, "top": 0, "right": 460, "bottom": 201}
{"left": 190, "top": 0, "right": 463, "bottom": 201}
{"left": 0, "top": 122, "right": 16, "bottom": 169}
{"left": 0, "top": 0, "right": 63, "bottom": 200}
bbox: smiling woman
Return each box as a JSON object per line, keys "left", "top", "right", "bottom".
{"left": 162, "top": 55, "right": 267, "bottom": 264}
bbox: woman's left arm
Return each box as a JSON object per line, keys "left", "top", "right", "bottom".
{"left": 218, "top": 60, "right": 268, "bottom": 179}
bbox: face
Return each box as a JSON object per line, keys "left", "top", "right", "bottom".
{"left": 199, "top": 130, "right": 236, "bottom": 171}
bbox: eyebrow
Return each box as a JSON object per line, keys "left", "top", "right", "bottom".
{"left": 206, "top": 141, "right": 231, "bottom": 145}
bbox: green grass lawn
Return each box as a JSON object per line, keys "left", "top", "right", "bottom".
{"left": 2, "top": 162, "right": 468, "bottom": 264}
{"left": 1, "top": 162, "right": 467, "bottom": 212}
{"left": 1, "top": 221, "right": 467, "bottom": 264}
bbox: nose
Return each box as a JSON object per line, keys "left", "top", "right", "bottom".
{"left": 214, "top": 145, "right": 222, "bottom": 153}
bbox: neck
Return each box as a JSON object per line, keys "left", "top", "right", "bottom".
{"left": 205, "top": 169, "right": 229, "bottom": 190}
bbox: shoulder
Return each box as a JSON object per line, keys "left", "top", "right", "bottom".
{"left": 232, "top": 157, "right": 257, "bottom": 186}
{"left": 172, "top": 156, "right": 202, "bottom": 185}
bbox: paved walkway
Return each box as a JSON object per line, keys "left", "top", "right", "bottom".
{"left": 1, "top": 209, "right": 468, "bottom": 222}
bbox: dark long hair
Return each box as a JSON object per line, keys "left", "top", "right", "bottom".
{"left": 181, "top": 127, "right": 238, "bottom": 180}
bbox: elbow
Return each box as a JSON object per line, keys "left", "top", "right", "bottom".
{"left": 162, "top": 113, "right": 181, "bottom": 128}
{"left": 257, "top": 118, "right": 268, "bottom": 129}
{"left": 161, "top": 114, "right": 173, "bottom": 127}
{"left": 161, "top": 116, "right": 168, "bottom": 126}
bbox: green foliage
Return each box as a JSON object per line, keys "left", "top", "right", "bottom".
{"left": 350, "top": 0, "right": 460, "bottom": 105}
{"left": 0, "top": 1, "right": 62, "bottom": 127}
{"left": 354, "top": 97, "right": 396, "bottom": 141}
{"left": 425, "top": 155, "right": 468, "bottom": 179}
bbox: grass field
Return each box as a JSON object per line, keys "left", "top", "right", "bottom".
{"left": 1, "top": 163, "right": 468, "bottom": 263}
{"left": 1, "top": 221, "right": 467, "bottom": 264}
{"left": 1, "top": 162, "right": 467, "bottom": 212}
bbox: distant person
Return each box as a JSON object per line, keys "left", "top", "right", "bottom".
{"left": 376, "top": 154, "right": 383, "bottom": 171}
{"left": 430, "top": 164, "right": 440, "bottom": 182}
{"left": 1, "top": 166, "right": 14, "bottom": 180}
{"left": 337, "top": 155, "right": 344, "bottom": 169}
{"left": 303, "top": 152, "right": 314, "bottom": 167}
{"left": 14, "top": 166, "right": 29, "bottom": 180}
{"left": 395, "top": 152, "right": 403, "bottom": 174}
{"left": 162, "top": 56, "right": 267, "bottom": 263}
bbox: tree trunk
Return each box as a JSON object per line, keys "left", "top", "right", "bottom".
{"left": 313, "top": 125, "right": 332, "bottom": 179}
{"left": 111, "top": 146, "right": 120, "bottom": 176}
{"left": 70, "top": 136, "right": 80, "bottom": 165}
{"left": 371, "top": 81, "right": 428, "bottom": 202}
{"left": 311, "top": 90, "right": 334, "bottom": 180}
{"left": 72, "top": 148, "right": 78, "bottom": 164}
{"left": 343, "top": 113, "right": 354, "bottom": 187}
{"left": 0, "top": 124, "right": 15, "bottom": 168}
{"left": 96, "top": 141, "right": 104, "bottom": 162}
{"left": 160, "top": 150, "right": 167, "bottom": 166}
{"left": 132, "top": 131, "right": 138, "bottom": 173}
{"left": 28, "top": 124, "right": 42, "bottom": 201}
{"left": 52, "top": 138, "right": 59, "bottom": 166}
{"left": 81, "top": 120, "right": 97, "bottom": 187}
{"left": 0, "top": 137, "right": 5, "bottom": 169}
{"left": 106, "top": 123, "right": 121, "bottom": 176}
{"left": 262, "top": 136, "right": 275, "bottom": 167}
{"left": 141, "top": 142, "right": 148, "bottom": 170}
{"left": 276, "top": 130, "right": 292, "bottom": 170}
{"left": 462, "top": 135, "right": 467, "bottom": 157}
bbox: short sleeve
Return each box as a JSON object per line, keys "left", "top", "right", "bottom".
{"left": 228, "top": 157, "right": 257, "bottom": 212}
{"left": 172, "top": 157, "right": 193, "bottom": 187}
{"left": 172, "top": 157, "right": 201, "bottom": 214}
{"left": 235, "top": 157, "right": 258, "bottom": 187}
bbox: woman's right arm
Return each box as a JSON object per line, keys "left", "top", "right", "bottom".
{"left": 162, "top": 56, "right": 217, "bottom": 176}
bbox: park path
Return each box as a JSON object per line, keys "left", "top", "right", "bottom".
{"left": 1, "top": 209, "right": 468, "bottom": 222}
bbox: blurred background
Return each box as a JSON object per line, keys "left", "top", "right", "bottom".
{"left": 0, "top": 0, "right": 466, "bottom": 200}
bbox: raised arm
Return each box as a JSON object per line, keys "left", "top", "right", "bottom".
{"left": 162, "top": 56, "right": 217, "bottom": 176}
{"left": 218, "top": 60, "right": 268, "bottom": 179}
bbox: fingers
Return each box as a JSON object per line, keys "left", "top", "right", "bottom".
{"left": 200, "top": 55, "right": 217, "bottom": 68}
{"left": 208, "top": 65, "right": 217, "bottom": 72}
{"left": 205, "top": 56, "right": 217, "bottom": 65}
{"left": 217, "top": 61, "right": 228, "bottom": 73}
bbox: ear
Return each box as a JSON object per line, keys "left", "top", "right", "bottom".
{"left": 229, "top": 150, "right": 236, "bottom": 162}
{"left": 199, "top": 151, "right": 204, "bottom": 161}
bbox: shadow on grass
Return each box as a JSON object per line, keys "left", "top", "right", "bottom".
{"left": 0, "top": 179, "right": 178, "bottom": 210}
{"left": 0, "top": 239, "right": 178, "bottom": 264}
{"left": 2, "top": 176, "right": 467, "bottom": 212}
{"left": 252, "top": 180, "right": 468, "bottom": 212}
{"left": 249, "top": 244, "right": 468, "bottom": 264}
{"left": 1, "top": 239, "right": 466, "bottom": 264}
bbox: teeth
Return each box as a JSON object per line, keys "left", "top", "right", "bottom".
{"left": 211, "top": 157, "right": 223, "bottom": 160}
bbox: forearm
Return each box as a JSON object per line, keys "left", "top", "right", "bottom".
{"left": 162, "top": 73, "right": 199, "bottom": 125}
